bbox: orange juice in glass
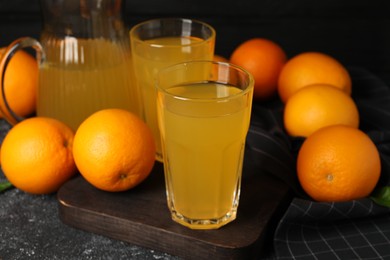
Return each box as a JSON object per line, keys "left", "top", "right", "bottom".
{"left": 156, "top": 61, "right": 254, "bottom": 229}
{"left": 130, "top": 18, "right": 216, "bottom": 162}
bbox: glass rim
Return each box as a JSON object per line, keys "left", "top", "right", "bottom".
{"left": 129, "top": 17, "right": 216, "bottom": 48}
{"left": 156, "top": 60, "right": 254, "bottom": 102}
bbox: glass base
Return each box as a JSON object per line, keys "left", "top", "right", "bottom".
{"left": 170, "top": 209, "right": 237, "bottom": 230}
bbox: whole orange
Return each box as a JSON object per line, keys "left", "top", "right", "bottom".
{"left": 0, "top": 47, "right": 38, "bottom": 122}
{"left": 1, "top": 117, "right": 76, "bottom": 194}
{"left": 278, "top": 52, "right": 351, "bottom": 103}
{"left": 297, "top": 125, "right": 381, "bottom": 202}
{"left": 73, "top": 108, "right": 156, "bottom": 192}
{"left": 230, "top": 38, "right": 287, "bottom": 99}
{"left": 284, "top": 84, "right": 359, "bottom": 137}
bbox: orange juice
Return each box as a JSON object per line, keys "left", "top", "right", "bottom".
{"left": 38, "top": 38, "right": 141, "bottom": 130}
{"left": 157, "top": 82, "right": 253, "bottom": 229}
{"left": 132, "top": 36, "right": 214, "bottom": 161}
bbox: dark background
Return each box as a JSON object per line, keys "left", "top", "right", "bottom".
{"left": 1, "top": 0, "right": 390, "bottom": 84}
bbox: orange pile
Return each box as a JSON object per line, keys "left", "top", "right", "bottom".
{"left": 229, "top": 37, "right": 381, "bottom": 202}
{"left": 272, "top": 50, "right": 382, "bottom": 202}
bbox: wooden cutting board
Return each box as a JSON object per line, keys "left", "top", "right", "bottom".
{"left": 57, "top": 161, "right": 291, "bottom": 259}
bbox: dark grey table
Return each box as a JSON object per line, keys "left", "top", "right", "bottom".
{"left": 0, "top": 120, "right": 179, "bottom": 260}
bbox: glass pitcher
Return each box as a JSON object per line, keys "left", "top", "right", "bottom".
{"left": 0, "top": 0, "right": 142, "bottom": 130}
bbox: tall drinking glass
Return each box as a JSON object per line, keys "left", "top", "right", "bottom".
{"left": 130, "top": 18, "right": 216, "bottom": 162}
{"left": 156, "top": 61, "right": 254, "bottom": 229}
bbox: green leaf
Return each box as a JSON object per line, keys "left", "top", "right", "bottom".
{"left": 370, "top": 186, "right": 390, "bottom": 207}
{"left": 0, "top": 180, "right": 13, "bottom": 192}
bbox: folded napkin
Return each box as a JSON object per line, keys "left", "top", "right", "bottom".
{"left": 246, "top": 67, "right": 390, "bottom": 259}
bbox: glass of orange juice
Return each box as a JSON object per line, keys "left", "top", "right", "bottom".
{"left": 156, "top": 61, "right": 254, "bottom": 229}
{"left": 129, "top": 18, "right": 216, "bottom": 162}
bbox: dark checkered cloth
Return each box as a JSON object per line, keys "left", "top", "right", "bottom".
{"left": 246, "top": 67, "right": 390, "bottom": 259}
{"left": 274, "top": 198, "right": 390, "bottom": 259}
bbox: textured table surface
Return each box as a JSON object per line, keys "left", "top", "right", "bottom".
{"left": 0, "top": 120, "right": 180, "bottom": 260}
{"left": 0, "top": 187, "right": 181, "bottom": 260}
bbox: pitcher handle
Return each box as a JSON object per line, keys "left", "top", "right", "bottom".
{"left": 0, "top": 37, "right": 44, "bottom": 125}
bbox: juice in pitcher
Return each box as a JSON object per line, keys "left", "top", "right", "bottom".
{"left": 0, "top": 1, "right": 142, "bottom": 128}
{"left": 38, "top": 38, "right": 142, "bottom": 130}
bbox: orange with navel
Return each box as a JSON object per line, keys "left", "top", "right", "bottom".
{"left": 73, "top": 108, "right": 156, "bottom": 192}
{"left": 283, "top": 84, "right": 359, "bottom": 137}
{"left": 297, "top": 125, "right": 381, "bottom": 202}
{"left": 0, "top": 47, "right": 38, "bottom": 121}
{"left": 230, "top": 38, "right": 287, "bottom": 99}
{"left": 278, "top": 52, "right": 351, "bottom": 103}
{"left": 1, "top": 117, "right": 76, "bottom": 194}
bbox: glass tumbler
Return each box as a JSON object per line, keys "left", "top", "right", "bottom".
{"left": 156, "top": 60, "right": 254, "bottom": 229}
{"left": 130, "top": 18, "right": 216, "bottom": 161}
